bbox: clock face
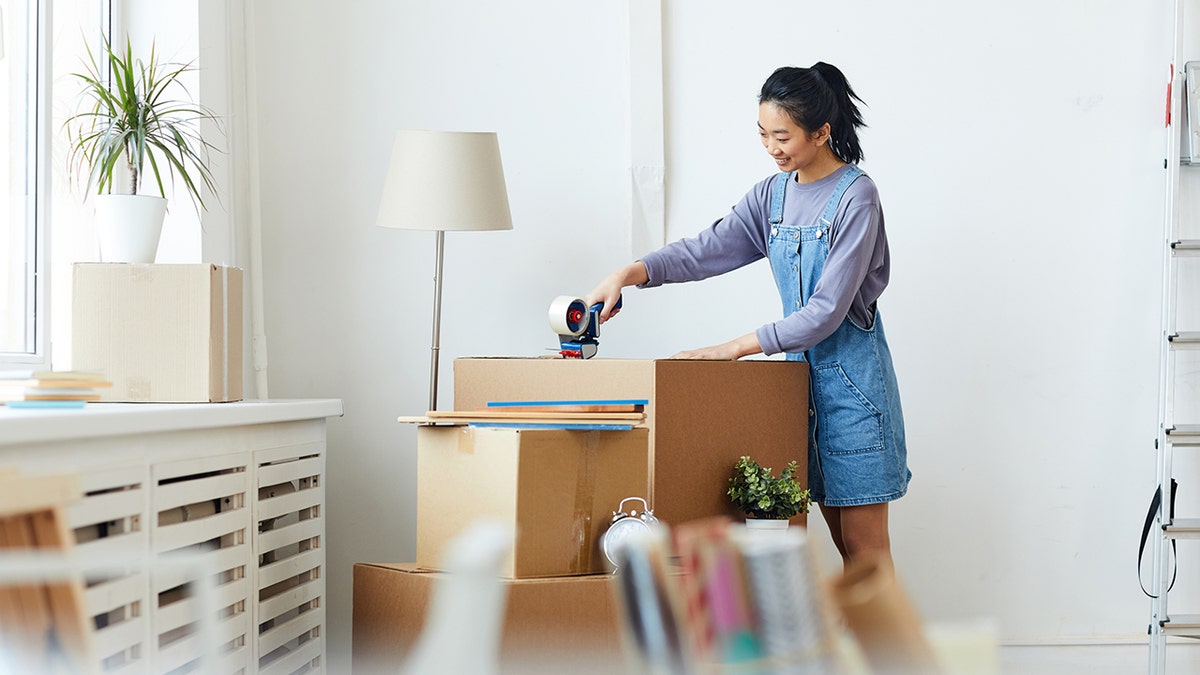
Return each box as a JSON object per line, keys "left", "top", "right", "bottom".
{"left": 602, "top": 516, "right": 652, "bottom": 567}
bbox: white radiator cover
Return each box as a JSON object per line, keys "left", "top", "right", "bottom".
{"left": 0, "top": 399, "right": 341, "bottom": 675}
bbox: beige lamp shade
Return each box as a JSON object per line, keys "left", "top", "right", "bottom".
{"left": 376, "top": 130, "right": 513, "bottom": 232}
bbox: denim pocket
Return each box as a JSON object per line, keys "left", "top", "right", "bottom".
{"left": 813, "top": 362, "right": 885, "bottom": 455}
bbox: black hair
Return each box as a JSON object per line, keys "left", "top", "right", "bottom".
{"left": 758, "top": 62, "right": 866, "bottom": 164}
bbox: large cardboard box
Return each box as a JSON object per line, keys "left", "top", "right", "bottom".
{"left": 352, "top": 562, "right": 624, "bottom": 675}
{"left": 454, "top": 358, "right": 809, "bottom": 525}
{"left": 417, "top": 426, "right": 649, "bottom": 578}
{"left": 72, "top": 263, "right": 243, "bottom": 402}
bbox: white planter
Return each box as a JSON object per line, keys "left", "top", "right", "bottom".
{"left": 94, "top": 194, "right": 168, "bottom": 263}
{"left": 745, "top": 518, "right": 790, "bottom": 531}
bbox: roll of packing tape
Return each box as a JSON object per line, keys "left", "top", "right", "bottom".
{"left": 548, "top": 296, "right": 590, "bottom": 336}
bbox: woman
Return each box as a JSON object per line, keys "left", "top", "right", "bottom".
{"left": 585, "top": 62, "right": 910, "bottom": 566}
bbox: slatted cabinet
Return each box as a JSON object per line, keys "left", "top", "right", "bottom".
{"left": 71, "top": 464, "right": 151, "bottom": 673}
{"left": 255, "top": 443, "right": 325, "bottom": 675}
{"left": 0, "top": 401, "right": 339, "bottom": 675}
{"left": 152, "top": 453, "right": 254, "bottom": 673}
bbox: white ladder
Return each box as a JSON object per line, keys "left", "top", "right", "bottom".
{"left": 1151, "top": 2, "right": 1200, "bottom": 671}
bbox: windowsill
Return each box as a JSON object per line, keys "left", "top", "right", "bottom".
{"left": 0, "top": 399, "right": 344, "bottom": 446}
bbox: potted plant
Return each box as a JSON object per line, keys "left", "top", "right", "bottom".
{"left": 64, "top": 37, "right": 221, "bottom": 263}
{"left": 728, "top": 455, "right": 811, "bottom": 531}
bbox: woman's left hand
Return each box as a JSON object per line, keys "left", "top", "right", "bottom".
{"left": 670, "top": 334, "right": 763, "bottom": 361}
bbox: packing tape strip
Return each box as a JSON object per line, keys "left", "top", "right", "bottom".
{"left": 569, "top": 432, "right": 600, "bottom": 573}
{"left": 548, "top": 295, "right": 589, "bottom": 337}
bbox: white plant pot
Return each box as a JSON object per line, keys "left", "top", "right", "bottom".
{"left": 94, "top": 194, "right": 168, "bottom": 263}
{"left": 745, "top": 518, "right": 790, "bottom": 532}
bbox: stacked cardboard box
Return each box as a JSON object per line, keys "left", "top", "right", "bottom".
{"left": 352, "top": 563, "right": 625, "bottom": 674}
{"left": 454, "top": 358, "right": 811, "bottom": 524}
{"left": 416, "top": 425, "right": 650, "bottom": 578}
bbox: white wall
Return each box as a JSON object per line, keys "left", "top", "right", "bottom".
{"left": 241, "top": 0, "right": 1178, "bottom": 670}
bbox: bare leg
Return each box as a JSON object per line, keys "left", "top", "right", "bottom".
{"left": 819, "top": 502, "right": 892, "bottom": 568}
{"left": 820, "top": 503, "right": 848, "bottom": 561}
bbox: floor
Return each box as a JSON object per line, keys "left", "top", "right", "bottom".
{"left": 998, "top": 643, "right": 1200, "bottom": 675}
{"left": 345, "top": 641, "right": 1200, "bottom": 674}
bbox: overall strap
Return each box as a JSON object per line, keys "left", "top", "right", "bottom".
{"left": 768, "top": 171, "right": 794, "bottom": 225}
{"left": 818, "top": 164, "right": 865, "bottom": 227}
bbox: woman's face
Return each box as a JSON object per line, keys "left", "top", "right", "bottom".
{"left": 758, "top": 102, "right": 829, "bottom": 173}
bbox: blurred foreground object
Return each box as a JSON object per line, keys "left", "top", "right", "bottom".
{"left": 730, "top": 524, "right": 836, "bottom": 672}
{"left": 403, "top": 520, "right": 514, "bottom": 675}
{"left": 0, "top": 471, "right": 92, "bottom": 674}
{"left": 611, "top": 525, "right": 693, "bottom": 674}
{"left": 829, "top": 552, "right": 940, "bottom": 675}
{"left": 613, "top": 519, "right": 839, "bottom": 674}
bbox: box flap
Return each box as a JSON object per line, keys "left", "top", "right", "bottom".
{"left": 356, "top": 562, "right": 429, "bottom": 574}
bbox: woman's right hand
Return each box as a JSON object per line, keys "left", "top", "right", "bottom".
{"left": 585, "top": 262, "right": 649, "bottom": 323}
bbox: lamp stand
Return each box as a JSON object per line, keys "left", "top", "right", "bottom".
{"left": 428, "top": 230, "right": 445, "bottom": 411}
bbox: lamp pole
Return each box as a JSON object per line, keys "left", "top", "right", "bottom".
{"left": 428, "top": 230, "right": 445, "bottom": 412}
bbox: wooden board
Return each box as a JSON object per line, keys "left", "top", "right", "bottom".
{"left": 0, "top": 474, "right": 83, "bottom": 518}
{"left": 0, "top": 474, "right": 92, "bottom": 673}
{"left": 399, "top": 410, "right": 647, "bottom": 428}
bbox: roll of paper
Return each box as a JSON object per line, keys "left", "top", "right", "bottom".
{"left": 734, "top": 526, "right": 835, "bottom": 673}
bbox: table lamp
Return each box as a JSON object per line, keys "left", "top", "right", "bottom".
{"left": 375, "top": 130, "right": 513, "bottom": 411}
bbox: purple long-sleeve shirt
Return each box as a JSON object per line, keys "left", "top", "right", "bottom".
{"left": 638, "top": 164, "right": 889, "bottom": 356}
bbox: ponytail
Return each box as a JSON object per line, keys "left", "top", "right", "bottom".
{"left": 759, "top": 62, "right": 867, "bottom": 164}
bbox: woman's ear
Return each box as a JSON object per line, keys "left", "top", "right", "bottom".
{"left": 811, "top": 122, "right": 832, "bottom": 145}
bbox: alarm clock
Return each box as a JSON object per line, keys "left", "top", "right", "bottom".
{"left": 601, "top": 496, "right": 659, "bottom": 570}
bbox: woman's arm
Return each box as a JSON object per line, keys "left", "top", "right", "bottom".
{"left": 584, "top": 261, "right": 649, "bottom": 322}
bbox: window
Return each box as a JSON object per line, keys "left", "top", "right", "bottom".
{"left": 0, "top": 0, "right": 48, "bottom": 367}
{"left": 0, "top": 0, "right": 108, "bottom": 370}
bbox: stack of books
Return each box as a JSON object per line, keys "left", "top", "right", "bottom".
{"left": 0, "top": 370, "right": 112, "bottom": 408}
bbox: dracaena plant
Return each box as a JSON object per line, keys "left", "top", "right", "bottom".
{"left": 728, "top": 455, "right": 811, "bottom": 520}
{"left": 63, "top": 37, "right": 221, "bottom": 213}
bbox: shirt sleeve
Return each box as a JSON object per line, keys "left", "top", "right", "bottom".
{"left": 638, "top": 182, "right": 771, "bottom": 287}
{"left": 755, "top": 201, "right": 882, "bottom": 355}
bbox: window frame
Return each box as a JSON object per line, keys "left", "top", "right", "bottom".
{"left": 0, "top": 0, "right": 52, "bottom": 370}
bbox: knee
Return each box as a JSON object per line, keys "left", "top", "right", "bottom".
{"left": 840, "top": 525, "right": 891, "bottom": 561}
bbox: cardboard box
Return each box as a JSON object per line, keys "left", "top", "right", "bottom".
{"left": 72, "top": 263, "right": 243, "bottom": 402}
{"left": 454, "top": 358, "right": 809, "bottom": 525}
{"left": 417, "top": 426, "right": 649, "bottom": 578}
{"left": 352, "top": 562, "right": 624, "bottom": 675}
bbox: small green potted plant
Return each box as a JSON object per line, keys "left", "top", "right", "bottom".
{"left": 728, "top": 455, "right": 810, "bottom": 530}
{"left": 63, "top": 37, "right": 221, "bottom": 263}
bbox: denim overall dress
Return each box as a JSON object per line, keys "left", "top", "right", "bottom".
{"left": 766, "top": 166, "right": 910, "bottom": 507}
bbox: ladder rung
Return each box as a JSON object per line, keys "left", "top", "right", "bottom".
{"left": 1167, "top": 425, "right": 1200, "bottom": 445}
{"left": 1168, "top": 332, "right": 1200, "bottom": 349}
{"left": 1165, "top": 518, "right": 1200, "bottom": 538}
{"left": 1163, "top": 614, "right": 1200, "bottom": 637}
{"left": 1172, "top": 240, "right": 1200, "bottom": 255}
